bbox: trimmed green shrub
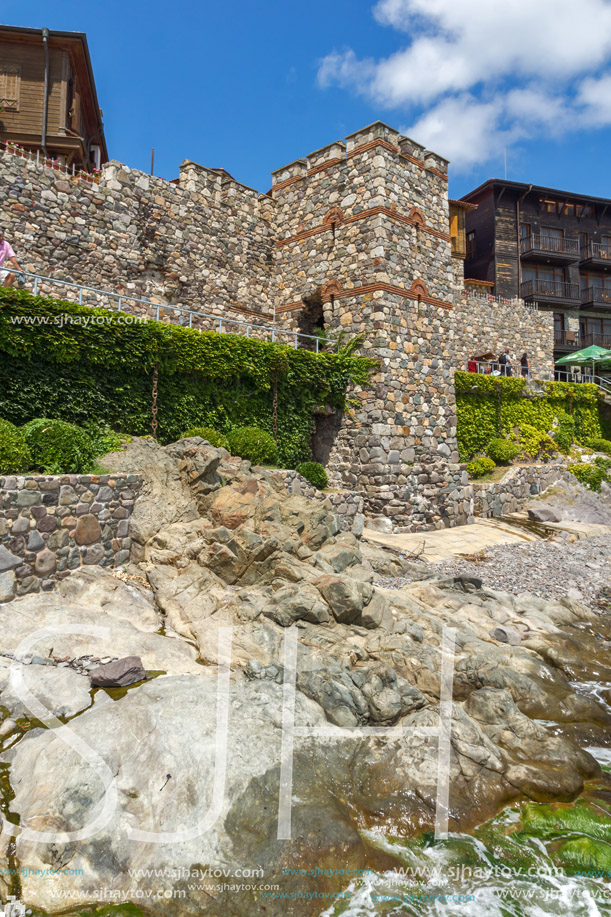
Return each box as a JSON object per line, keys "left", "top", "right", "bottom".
{"left": 0, "top": 418, "right": 31, "bottom": 473}
{"left": 486, "top": 438, "right": 521, "bottom": 464}
{"left": 296, "top": 461, "right": 328, "bottom": 490}
{"left": 23, "top": 418, "right": 97, "bottom": 474}
{"left": 466, "top": 457, "right": 496, "bottom": 479}
{"left": 226, "top": 426, "right": 279, "bottom": 466}
{"left": 182, "top": 426, "right": 229, "bottom": 449}
{"left": 568, "top": 462, "right": 608, "bottom": 491}
{"left": 585, "top": 437, "right": 611, "bottom": 455}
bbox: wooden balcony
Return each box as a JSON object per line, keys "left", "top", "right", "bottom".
{"left": 580, "top": 285, "right": 611, "bottom": 311}
{"left": 580, "top": 241, "right": 611, "bottom": 270}
{"left": 521, "top": 279, "right": 580, "bottom": 305}
{"left": 520, "top": 234, "right": 580, "bottom": 264}
{"left": 555, "top": 330, "right": 611, "bottom": 351}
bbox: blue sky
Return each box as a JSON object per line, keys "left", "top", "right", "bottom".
{"left": 14, "top": 0, "right": 611, "bottom": 199}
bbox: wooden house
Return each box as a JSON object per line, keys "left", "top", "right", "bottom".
{"left": 0, "top": 25, "right": 107, "bottom": 170}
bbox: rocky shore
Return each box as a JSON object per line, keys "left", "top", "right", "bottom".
{"left": 0, "top": 436, "right": 609, "bottom": 916}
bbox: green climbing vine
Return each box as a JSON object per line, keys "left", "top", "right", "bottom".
{"left": 0, "top": 288, "right": 376, "bottom": 468}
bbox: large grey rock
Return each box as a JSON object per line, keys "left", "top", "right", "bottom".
{"left": 315, "top": 574, "right": 364, "bottom": 624}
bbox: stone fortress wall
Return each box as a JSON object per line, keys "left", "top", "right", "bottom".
{"left": 0, "top": 123, "right": 555, "bottom": 530}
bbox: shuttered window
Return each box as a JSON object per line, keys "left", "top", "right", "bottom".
{"left": 0, "top": 65, "right": 20, "bottom": 111}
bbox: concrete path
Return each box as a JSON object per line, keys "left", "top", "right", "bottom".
{"left": 362, "top": 515, "right": 611, "bottom": 563}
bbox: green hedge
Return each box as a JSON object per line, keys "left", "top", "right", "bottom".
{"left": 0, "top": 289, "right": 375, "bottom": 468}
{"left": 455, "top": 372, "right": 603, "bottom": 461}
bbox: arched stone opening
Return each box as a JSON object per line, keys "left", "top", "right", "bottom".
{"left": 297, "top": 289, "right": 325, "bottom": 350}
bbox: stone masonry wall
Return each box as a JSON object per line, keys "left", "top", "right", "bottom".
{"left": 0, "top": 149, "right": 275, "bottom": 323}
{"left": 0, "top": 473, "right": 142, "bottom": 601}
{"left": 453, "top": 290, "right": 555, "bottom": 378}
{"left": 472, "top": 464, "right": 567, "bottom": 518}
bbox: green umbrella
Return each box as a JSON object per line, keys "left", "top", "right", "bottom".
{"left": 556, "top": 345, "right": 611, "bottom": 366}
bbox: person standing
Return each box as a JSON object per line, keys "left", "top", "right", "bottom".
{"left": 0, "top": 229, "right": 23, "bottom": 287}
{"left": 498, "top": 350, "right": 508, "bottom": 376}
{"left": 520, "top": 353, "right": 530, "bottom": 378}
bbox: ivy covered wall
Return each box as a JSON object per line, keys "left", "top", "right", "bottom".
{"left": 455, "top": 371, "right": 603, "bottom": 461}
{"left": 0, "top": 289, "right": 375, "bottom": 468}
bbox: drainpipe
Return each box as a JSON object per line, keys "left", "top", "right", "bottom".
{"left": 41, "top": 27, "right": 50, "bottom": 158}
{"left": 516, "top": 185, "right": 532, "bottom": 295}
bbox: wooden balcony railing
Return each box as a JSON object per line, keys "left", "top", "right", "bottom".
{"left": 581, "top": 286, "right": 611, "bottom": 305}
{"left": 555, "top": 330, "right": 611, "bottom": 350}
{"left": 581, "top": 241, "right": 611, "bottom": 262}
{"left": 521, "top": 279, "right": 579, "bottom": 300}
{"left": 520, "top": 234, "right": 579, "bottom": 257}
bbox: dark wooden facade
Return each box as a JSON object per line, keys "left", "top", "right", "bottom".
{"left": 461, "top": 180, "right": 611, "bottom": 356}
{"left": 0, "top": 25, "right": 107, "bottom": 170}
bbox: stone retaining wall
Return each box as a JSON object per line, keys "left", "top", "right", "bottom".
{"left": 278, "top": 470, "right": 364, "bottom": 536}
{"left": 472, "top": 464, "right": 567, "bottom": 518}
{"left": 0, "top": 473, "right": 142, "bottom": 601}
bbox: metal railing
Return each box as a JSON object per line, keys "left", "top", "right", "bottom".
{"left": 520, "top": 234, "right": 579, "bottom": 257}
{"left": 581, "top": 241, "right": 611, "bottom": 262}
{"left": 581, "top": 285, "right": 611, "bottom": 306}
{"left": 521, "top": 279, "right": 579, "bottom": 301}
{"left": 9, "top": 271, "right": 334, "bottom": 352}
{"left": 554, "top": 330, "right": 611, "bottom": 350}
{"left": 463, "top": 359, "right": 611, "bottom": 397}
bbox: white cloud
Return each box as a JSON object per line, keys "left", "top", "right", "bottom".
{"left": 317, "top": 0, "right": 611, "bottom": 169}
{"left": 404, "top": 96, "right": 506, "bottom": 169}
{"left": 577, "top": 73, "right": 611, "bottom": 126}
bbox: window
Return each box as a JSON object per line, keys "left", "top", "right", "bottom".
{"left": 0, "top": 64, "right": 20, "bottom": 112}
{"left": 466, "top": 231, "right": 476, "bottom": 259}
{"left": 541, "top": 226, "right": 563, "bottom": 239}
{"left": 601, "top": 235, "right": 611, "bottom": 258}
{"left": 542, "top": 199, "right": 558, "bottom": 213}
{"left": 579, "top": 204, "right": 594, "bottom": 218}
{"left": 554, "top": 312, "right": 565, "bottom": 333}
{"left": 520, "top": 223, "right": 531, "bottom": 238}
{"left": 523, "top": 266, "right": 564, "bottom": 281}
{"left": 579, "top": 232, "right": 588, "bottom": 252}
{"left": 563, "top": 203, "right": 576, "bottom": 217}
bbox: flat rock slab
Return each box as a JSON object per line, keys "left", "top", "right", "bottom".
{"left": 90, "top": 655, "right": 147, "bottom": 687}
{"left": 363, "top": 519, "right": 538, "bottom": 563}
